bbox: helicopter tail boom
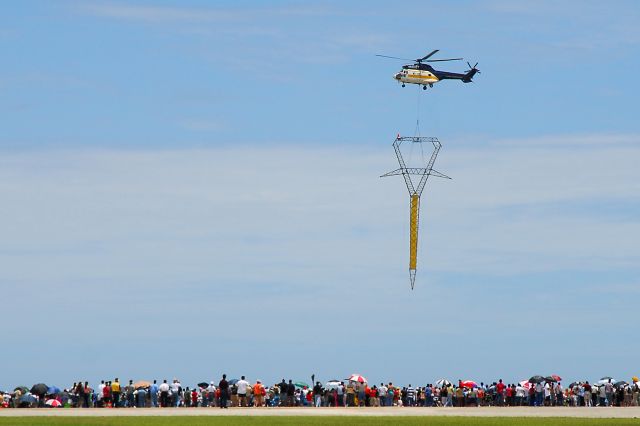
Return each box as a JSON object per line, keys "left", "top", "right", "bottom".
{"left": 462, "top": 68, "right": 477, "bottom": 83}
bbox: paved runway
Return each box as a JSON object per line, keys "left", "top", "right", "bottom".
{"left": 1, "top": 407, "right": 640, "bottom": 418}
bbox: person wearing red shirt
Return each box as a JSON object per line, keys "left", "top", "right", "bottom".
{"left": 103, "top": 382, "right": 112, "bottom": 408}
{"left": 496, "top": 379, "right": 505, "bottom": 406}
{"left": 505, "top": 385, "right": 513, "bottom": 406}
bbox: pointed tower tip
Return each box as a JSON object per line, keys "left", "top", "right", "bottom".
{"left": 409, "top": 269, "right": 416, "bottom": 290}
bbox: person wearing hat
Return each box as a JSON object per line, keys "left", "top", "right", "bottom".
{"left": 206, "top": 381, "right": 216, "bottom": 407}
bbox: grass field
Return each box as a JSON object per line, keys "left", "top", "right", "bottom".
{"left": 1, "top": 418, "right": 640, "bottom": 426}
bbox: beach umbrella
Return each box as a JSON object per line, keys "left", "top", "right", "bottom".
{"left": 325, "top": 380, "right": 341, "bottom": 390}
{"left": 346, "top": 374, "right": 367, "bottom": 384}
{"left": 435, "top": 379, "right": 451, "bottom": 387}
{"left": 600, "top": 376, "right": 614, "bottom": 381}
{"left": 596, "top": 378, "right": 616, "bottom": 386}
{"left": 13, "top": 386, "right": 29, "bottom": 394}
{"left": 30, "top": 383, "right": 49, "bottom": 396}
{"left": 197, "top": 382, "right": 209, "bottom": 389}
{"left": 20, "top": 394, "right": 37, "bottom": 405}
{"left": 45, "top": 399, "right": 62, "bottom": 407}
{"left": 228, "top": 379, "right": 239, "bottom": 386}
{"left": 460, "top": 380, "right": 478, "bottom": 389}
{"left": 614, "top": 381, "right": 628, "bottom": 388}
{"left": 294, "top": 382, "right": 310, "bottom": 388}
{"left": 47, "top": 386, "right": 61, "bottom": 395}
{"left": 529, "top": 375, "right": 545, "bottom": 384}
{"left": 545, "top": 374, "right": 562, "bottom": 382}
{"left": 133, "top": 381, "right": 151, "bottom": 389}
{"left": 518, "top": 380, "right": 532, "bottom": 390}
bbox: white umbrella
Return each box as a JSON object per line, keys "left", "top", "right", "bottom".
{"left": 325, "top": 380, "right": 341, "bottom": 390}
{"left": 435, "top": 378, "right": 451, "bottom": 387}
{"left": 596, "top": 378, "right": 616, "bottom": 386}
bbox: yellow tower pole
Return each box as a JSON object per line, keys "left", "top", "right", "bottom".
{"left": 409, "top": 194, "right": 420, "bottom": 289}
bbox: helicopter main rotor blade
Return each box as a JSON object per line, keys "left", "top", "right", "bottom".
{"left": 426, "top": 58, "right": 463, "bottom": 62}
{"left": 376, "top": 54, "right": 412, "bottom": 61}
{"left": 417, "top": 49, "right": 439, "bottom": 62}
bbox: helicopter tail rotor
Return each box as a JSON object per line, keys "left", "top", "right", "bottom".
{"left": 463, "top": 62, "right": 480, "bottom": 82}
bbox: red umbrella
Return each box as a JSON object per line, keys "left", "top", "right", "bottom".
{"left": 45, "top": 399, "right": 62, "bottom": 407}
{"left": 460, "top": 380, "right": 478, "bottom": 389}
{"left": 550, "top": 374, "right": 562, "bottom": 382}
{"left": 346, "top": 374, "right": 367, "bottom": 383}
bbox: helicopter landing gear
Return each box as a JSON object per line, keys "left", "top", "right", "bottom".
{"left": 402, "top": 83, "right": 405, "bottom": 87}
{"left": 422, "top": 85, "right": 427, "bottom": 90}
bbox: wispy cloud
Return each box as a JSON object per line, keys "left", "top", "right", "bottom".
{"left": 493, "top": 133, "right": 640, "bottom": 147}
{"left": 80, "top": 2, "right": 333, "bottom": 23}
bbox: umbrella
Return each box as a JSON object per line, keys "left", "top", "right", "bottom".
{"left": 197, "top": 382, "right": 209, "bottom": 389}
{"left": 228, "top": 379, "right": 239, "bottom": 386}
{"left": 435, "top": 379, "right": 451, "bottom": 387}
{"left": 325, "top": 380, "right": 341, "bottom": 390}
{"left": 529, "top": 375, "right": 545, "bottom": 384}
{"left": 294, "top": 382, "right": 310, "bottom": 388}
{"left": 633, "top": 376, "right": 639, "bottom": 383}
{"left": 460, "top": 380, "right": 478, "bottom": 389}
{"left": 14, "top": 386, "right": 29, "bottom": 394}
{"left": 614, "top": 381, "right": 628, "bottom": 388}
{"left": 133, "top": 381, "right": 151, "bottom": 389}
{"left": 568, "top": 382, "right": 579, "bottom": 388}
{"left": 545, "top": 375, "right": 561, "bottom": 383}
{"left": 47, "top": 386, "right": 61, "bottom": 395}
{"left": 600, "top": 376, "right": 614, "bottom": 381}
{"left": 346, "top": 374, "right": 367, "bottom": 384}
{"left": 30, "top": 383, "right": 49, "bottom": 396}
{"left": 45, "top": 399, "right": 62, "bottom": 407}
{"left": 518, "top": 380, "right": 533, "bottom": 390}
{"left": 20, "top": 394, "right": 37, "bottom": 405}
{"left": 596, "top": 378, "right": 616, "bottom": 386}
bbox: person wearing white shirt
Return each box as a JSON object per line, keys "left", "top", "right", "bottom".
{"left": 171, "top": 379, "right": 181, "bottom": 407}
{"left": 236, "top": 376, "right": 250, "bottom": 407}
{"left": 515, "top": 384, "right": 525, "bottom": 406}
{"left": 378, "top": 384, "right": 388, "bottom": 406}
{"left": 534, "top": 382, "right": 544, "bottom": 406}
{"left": 554, "top": 383, "right": 564, "bottom": 406}
{"left": 158, "top": 380, "right": 170, "bottom": 407}
{"left": 97, "top": 381, "right": 105, "bottom": 405}
{"left": 206, "top": 382, "right": 216, "bottom": 407}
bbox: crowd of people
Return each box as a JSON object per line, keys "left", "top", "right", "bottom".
{"left": 3, "top": 376, "right": 640, "bottom": 409}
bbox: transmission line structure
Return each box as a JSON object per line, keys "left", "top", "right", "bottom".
{"left": 381, "top": 135, "right": 450, "bottom": 289}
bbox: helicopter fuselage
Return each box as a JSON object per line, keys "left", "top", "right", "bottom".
{"left": 394, "top": 63, "right": 472, "bottom": 87}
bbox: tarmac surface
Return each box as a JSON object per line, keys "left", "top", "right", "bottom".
{"left": 1, "top": 407, "right": 640, "bottom": 418}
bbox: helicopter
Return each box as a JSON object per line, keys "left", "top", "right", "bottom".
{"left": 376, "top": 49, "right": 480, "bottom": 89}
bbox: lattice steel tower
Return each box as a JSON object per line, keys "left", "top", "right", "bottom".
{"left": 381, "top": 135, "right": 450, "bottom": 289}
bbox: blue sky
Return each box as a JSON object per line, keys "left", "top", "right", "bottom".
{"left": 1, "top": 1, "right": 639, "bottom": 390}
